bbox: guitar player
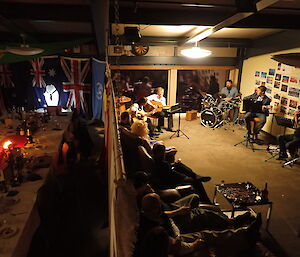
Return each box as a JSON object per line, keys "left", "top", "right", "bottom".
{"left": 147, "top": 87, "right": 174, "bottom": 132}
{"left": 130, "top": 97, "right": 156, "bottom": 137}
{"left": 244, "top": 85, "right": 272, "bottom": 139}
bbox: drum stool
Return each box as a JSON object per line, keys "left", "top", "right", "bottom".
{"left": 234, "top": 117, "right": 261, "bottom": 152}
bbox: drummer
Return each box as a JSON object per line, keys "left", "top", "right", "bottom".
{"left": 218, "top": 80, "right": 240, "bottom": 121}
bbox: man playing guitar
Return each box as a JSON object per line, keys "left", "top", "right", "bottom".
{"left": 130, "top": 97, "right": 156, "bottom": 137}
{"left": 146, "top": 87, "right": 175, "bottom": 132}
{"left": 243, "top": 85, "right": 271, "bottom": 139}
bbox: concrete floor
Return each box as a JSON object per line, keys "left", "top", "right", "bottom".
{"left": 159, "top": 114, "right": 300, "bottom": 257}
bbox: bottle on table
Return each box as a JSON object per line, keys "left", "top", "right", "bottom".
{"left": 261, "top": 183, "right": 268, "bottom": 201}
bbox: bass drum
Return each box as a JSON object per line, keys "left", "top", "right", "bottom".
{"left": 200, "top": 107, "right": 223, "bottom": 128}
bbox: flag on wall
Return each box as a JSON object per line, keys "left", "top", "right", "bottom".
{"left": 0, "top": 64, "right": 14, "bottom": 88}
{"left": 61, "top": 57, "right": 91, "bottom": 113}
{"left": 92, "top": 58, "right": 105, "bottom": 120}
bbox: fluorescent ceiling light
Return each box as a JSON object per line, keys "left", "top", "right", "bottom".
{"left": 6, "top": 45, "right": 44, "bottom": 55}
{"left": 181, "top": 47, "right": 212, "bottom": 58}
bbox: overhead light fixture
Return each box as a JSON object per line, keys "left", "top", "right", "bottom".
{"left": 6, "top": 45, "right": 44, "bottom": 56}
{"left": 181, "top": 46, "right": 211, "bottom": 58}
{"left": 6, "top": 33, "right": 44, "bottom": 56}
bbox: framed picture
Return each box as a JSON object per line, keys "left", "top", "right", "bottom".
{"left": 268, "top": 68, "right": 275, "bottom": 76}
{"left": 281, "top": 84, "right": 288, "bottom": 92}
{"left": 274, "top": 81, "right": 280, "bottom": 88}
{"left": 282, "top": 76, "right": 289, "bottom": 83}
{"left": 275, "top": 74, "right": 282, "bottom": 81}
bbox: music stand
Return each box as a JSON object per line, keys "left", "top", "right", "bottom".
{"left": 170, "top": 111, "right": 189, "bottom": 139}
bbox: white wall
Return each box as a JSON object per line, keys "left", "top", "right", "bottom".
{"left": 240, "top": 47, "right": 300, "bottom": 136}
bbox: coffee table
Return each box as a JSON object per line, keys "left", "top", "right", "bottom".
{"left": 213, "top": 182, "right": 273, "bottom": 230}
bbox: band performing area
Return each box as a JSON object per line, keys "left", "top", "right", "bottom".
{"left": 0, "top": 1, "right": 300, "bottom": 257}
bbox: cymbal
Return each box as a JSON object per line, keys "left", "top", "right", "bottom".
{"left": 115, "top": 96, "right": 131, "bottom": 104}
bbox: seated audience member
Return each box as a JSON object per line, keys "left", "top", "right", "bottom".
{"left": 134, "top": 193, "right": 204, "bottom": 257}
{"left": 277, "top": 108, "right": 300, "bottom": 160}
{"left": 131, "top": 120, "right": 154, "bottom": 149}
{"left": 135, "top": 193, "right": 261, "bottom": 257}
{"left": 152, "top": 143, "right": 211, "bottom": 203}
{"left": 133, "top": 173, "right": 257, "bottom": 234}
{"left": 119, "top": 111, "right": 131, "bottom": 130}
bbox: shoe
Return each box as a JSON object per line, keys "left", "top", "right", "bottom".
{"left": 166, "top": 128, "right": 176, "bottom": 132}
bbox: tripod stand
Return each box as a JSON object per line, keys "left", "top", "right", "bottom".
{"left": 234, "top": 133, "right": 256, "bottom": 152}
{"left": 170, "top": 112, "right": 189, "bottom": 139}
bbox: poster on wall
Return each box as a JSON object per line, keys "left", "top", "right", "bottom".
{"left": 255, "top": 71, "right": 260, "bottom": 77}
{"left": 273, "top": 93, "right": 280, "bottom": 100}
{"left": 274, "top": 81, "right": 280, "bottom": 89}
{"left": 268, "top": 69, "right": 275, "bottom": 76}
{"left": 261, "top": 81, "right": 266, "bottom": 86}
{"left": 255, "top": 80, "right": 261, "bottom": 85}
{"left": 290, "top": 76, "right": 298, "bottom": 83}
{"left": 266, "top": 76, "right": 273, "bottom": 84}
{"left": 288, "top": 108, "right": 296, "bottom": 116}
{"left": 275, "top": 74, "right": 282, "bottom": 81}
{"left": 111, "top": 70, "right": 168, "bottom": 102}
{"left": 261, "top": 72, "right": 267, "bottom": 78}
{"left": 288, "top": 87, "right": 300, "bottom": 98}
{"left": 289, "top": 99, "right": 298, "bottom": 109}
{"left": 176, "top": 69, "right": 229, "bottom": 108}
{"left": 266, "top": 86, "right": 272, "bottom": 94}
{"left": 282, "top": 76, "right": 289, "bottom": 83}
{"left": 281, "top": 84, "right": 288, "bottom": 92}
{"left": 281, "top": 97, "right": 288, "bottom": 106}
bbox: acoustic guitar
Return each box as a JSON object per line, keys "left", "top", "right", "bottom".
{"left": 144, "top": 100, "right": 164, "bottom": 112}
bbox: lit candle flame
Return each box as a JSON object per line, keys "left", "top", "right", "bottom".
{"left": 3, "top": 140, "right": 12, "bottom": 149}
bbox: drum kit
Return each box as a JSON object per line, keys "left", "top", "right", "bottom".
{"left": 200, "top": 93, "right": 242, "bottom": 128}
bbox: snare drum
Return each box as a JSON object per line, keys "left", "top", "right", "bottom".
{"left": 200, "top": 107, "right": 223, "bottom": 128}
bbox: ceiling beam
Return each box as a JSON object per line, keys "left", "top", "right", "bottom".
{"left": 109, "top": 56, "right": 238, "bottom": 66}
{"left": 110, "top": 8, "right": 300, "bottom": 29}
{"left": 0, "top": 15, "right": 39, "bottom": 43}
{"left": 139, "top": 36, "right": 252, "bottom": 47}
{"left": 182, "top": 0, "right": 280, "bottom": 44}
{"left": 0, "top": 3, "right": 92, "bottom": 22}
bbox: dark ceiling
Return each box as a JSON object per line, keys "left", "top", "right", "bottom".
{"left": 0, "top": 0, "right": 300, "bottom": 45}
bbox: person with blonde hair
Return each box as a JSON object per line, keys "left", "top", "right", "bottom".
{"left": 131, "top": 120, "right": 149, "bottom": 139}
